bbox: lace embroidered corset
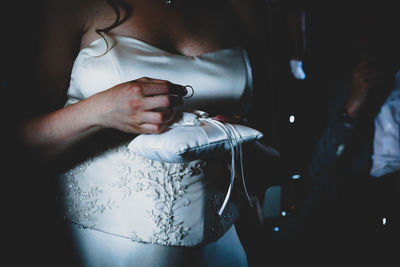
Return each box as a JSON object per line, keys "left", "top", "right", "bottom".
{"left": 59, "top": 145, "right": 240, "bottom": 246}
{"left": 58, "top": 35, "right": 252, "bottom": 247}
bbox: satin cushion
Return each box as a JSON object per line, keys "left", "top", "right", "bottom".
{"left": 128, "top": 113, "right": 263, "bottom": 163}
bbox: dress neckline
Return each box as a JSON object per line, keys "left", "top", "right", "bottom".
{"left": 83, "top": 34, "right": 241, "bottom": 58}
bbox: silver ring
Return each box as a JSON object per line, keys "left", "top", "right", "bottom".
{"left": 183, "top": 85, "right": 194, "bottom": 99}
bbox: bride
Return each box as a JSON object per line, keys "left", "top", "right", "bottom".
{"left": 13, "top": 0, "right": 270, "bottom": 266}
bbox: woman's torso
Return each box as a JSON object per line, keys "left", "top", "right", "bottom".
{"left": 58, "top": 0, "right": 253, "bottom": 248}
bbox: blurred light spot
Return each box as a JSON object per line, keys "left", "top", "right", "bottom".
{"left": 292, "top": 174, "right": 301, "bottom": 180}
{"left": 383, "top": 217, "right": 387, "bottom": 225}
{"left": 273, "top": 226, "right": 280, "bottom": 232}
{"left": 281, "top": 211, "right": 287, "bottom": 216}
{"left": 289, "top": 115, "right": 295, "bottom": 123}
{"left": 336, "top": 144, "right": 345, "bottom": 156}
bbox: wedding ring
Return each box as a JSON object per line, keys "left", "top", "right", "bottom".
{"left": 183, "top": 85, "right": 194, "bottom": 99}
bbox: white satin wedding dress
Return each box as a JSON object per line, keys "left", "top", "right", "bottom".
{"left": 58, "top": 34, "right": 253, "bottom": 267}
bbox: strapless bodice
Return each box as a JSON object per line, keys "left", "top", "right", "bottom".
{"left": 66, "top": 35, "right": 253, "bottom": 113}
{"left": 59, "top": 35, "right": 252, "bottom": 247}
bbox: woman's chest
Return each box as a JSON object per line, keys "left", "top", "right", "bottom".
{"left": 82, "top": 1, "right": 243, "bottom": 57}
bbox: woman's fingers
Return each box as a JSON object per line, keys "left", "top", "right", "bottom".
{"left": 141, "top": 95, "right": 183, "bottom": 110}
{"left": 99, "top": 77, "right": 188, "bottom": 134}
{"left": 139, "top": 81, "right": 188, "bottom": 97}
{"left": 140, "top": 122, "right": 170, "bottom": 133}
{"left": 139, "top": 110, "right": 176, "bottom": 124}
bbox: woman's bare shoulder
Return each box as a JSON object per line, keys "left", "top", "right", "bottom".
{"left": 42, "top": 0, "right": 104, "bottom": 28}
{"left": 38, "top": 0, "right": 116, "bottom": 48}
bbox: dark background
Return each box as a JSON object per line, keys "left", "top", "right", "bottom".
{"left": 1, "top": 0, "right": 399, "bottom": 266}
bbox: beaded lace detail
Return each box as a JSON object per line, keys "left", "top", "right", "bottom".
{"left": 118, "top": 145, "right": 206, "bottom": 245}
{"left": 64, "top": 175, "right": 117, "bottom": 228}
{"left": 61, "top": 144, "right": 206, "bottom": 246}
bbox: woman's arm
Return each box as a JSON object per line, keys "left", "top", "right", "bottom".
{"left": 17, "top": 1, "right": 185, "bottom": 159}
{"left": 15, "top": 0, "right": 88, "bottom": 157}
{"left": 22, "top": 78, "right": 186, "bottom": 157}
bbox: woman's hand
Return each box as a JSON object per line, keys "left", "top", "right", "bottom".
{"left": 92, "top": 77, "right": 187, "bottom": 134}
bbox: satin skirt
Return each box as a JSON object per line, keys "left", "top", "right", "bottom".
{"left": 68, "top": 222, "right": 248, "bottom": 267}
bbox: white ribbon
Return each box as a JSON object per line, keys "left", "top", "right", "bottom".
{"left": 168, "top": 110, "right": 253, "bottom": 216}
{"left": 201, "top": 117, "right": 253, "bottom": 216}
